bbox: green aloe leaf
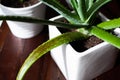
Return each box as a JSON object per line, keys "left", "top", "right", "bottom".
{"left": 86, "top": 0, "right": 111, "bottom": 23}
{"left": 90, "top": 27, "right": 120, "bottom": 49}
{"left": 0, "top": 16, "right": 88, "bottom": 28}
{"left": 69, "top": 0, "right": 87, "bottom": 21}
{"left": 98, "top": 18, "right": 120, "bottom": 29}
{"left": 70, "top": 0, "right": 78, "bottom": 12}
{"left": 85, "top": 0, "right": 94, "bottom": 10}
{"left": 16, "top": 31, "right": 88, "bottom": 80}
{"left": 41, "top": 0, "right": 80, "bottom": 24}
{"left": 77, "top": 0, "right": 86, "bottom": 21}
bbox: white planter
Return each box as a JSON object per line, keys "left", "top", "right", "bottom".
{"left": 0, "top": 2, "right": 46, "bottom": 39}
{"left": 49, "top": 15, "right": 119, "bottom": 80}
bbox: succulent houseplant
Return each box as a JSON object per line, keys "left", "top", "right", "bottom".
{"left": 0, "top": 0, "right": 120, "bottom": 80}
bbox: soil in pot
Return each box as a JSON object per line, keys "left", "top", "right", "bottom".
{"left": 70, "top": 36, "right": 103, "bottom": 52}
{"left": 1, "top": 0, "right": 39, "bottom": 8}
{"left": 56, "top": 18, "right": 104, "bottom": 52}
{"left": 59, "top": 27, "right": 103, "bottom": 52}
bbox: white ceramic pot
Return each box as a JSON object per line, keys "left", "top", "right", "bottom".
{"left": 0, "top": 2, "right": 46, "bottom": 39}
{"left": 49, "top": 15, "right": 119, "bottom": 80}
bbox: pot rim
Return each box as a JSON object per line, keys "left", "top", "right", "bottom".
{"left": 0, "top": 1, "right": 43, "bottom": 10}
{"left": 49, "top": 15, "right": 113, "bottom": 56}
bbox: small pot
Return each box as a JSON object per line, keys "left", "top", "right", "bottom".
{"left": 0, "top": 1, "right": 46, "bottom": 39}
{"left": 49, "top": 15, "right": 119, "bottom": 80}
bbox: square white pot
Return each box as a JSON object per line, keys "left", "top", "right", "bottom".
{"left": 0, "top": 2, "right": 46, "bottom": 39}
{"left": 49, "top": 15, "right": 119, "bottom": 80}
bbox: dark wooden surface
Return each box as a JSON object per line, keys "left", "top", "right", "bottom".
{"left": 0, "top": 21, "right": 66, "bottom": 80}
{"left": 0, "top": 0, "right": 120, "bottom": 80}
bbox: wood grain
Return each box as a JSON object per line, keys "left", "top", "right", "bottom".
{"left": 0, "top": 0, "right": 120, "bottom": 80}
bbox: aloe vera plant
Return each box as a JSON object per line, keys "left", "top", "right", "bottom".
{"left": 0, "top": 0, "right": 120, "bottom": 80}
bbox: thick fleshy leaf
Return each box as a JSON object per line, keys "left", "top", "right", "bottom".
{"left": 77, "top": 0, "right": 86, "bottom": 21}
{"left": 0, "top": 16, "right": 88, "bottom": 28}
{"left": 16, "top": 31, "right": 88, "bottom": 80}
{"left": 90, "top": 27, "right": 120, "bottom": 49}
{"left": 86, "top": 0, "right": 111, "bottom": 23}
{"left": 41, "top": 0, "right": 80, "bottom": 24}
{"left": 70, "top": 0, "right": 78, "bottom": 12}
{"left": 85, "top": 0, "right": 94, "bottom": 10}
{"left": 97, "top": 18, "right": 120, "bottom": 29}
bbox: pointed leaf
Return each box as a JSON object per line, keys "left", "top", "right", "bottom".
{"left": 16, "top": 31, "right": 87, "bottom": 80}
{"left": 98, "top": 18, "right": 120, "bottom": 29}
{"left": 0, "top": 16, "right": 88, "bottom": 28}
{"left": 85, "top": 0, "right": 94, "bottom": 10}
{"left": 70, "top": 0, "right": 78, "bottom": 12}
{"left": 77, "top": 0, "right": 86, "bottom": 21}
{"left": 86, "top": 0, "right": 111, "bottom": 23}
{"left": 41, "top": 0, "right": 80, "bottom": 24}
{"left": 90, "top": 27, "right": 120, "bottom": 49}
